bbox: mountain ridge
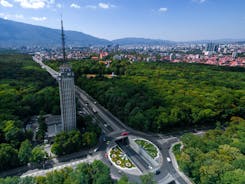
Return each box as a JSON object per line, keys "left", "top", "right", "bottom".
{"left": 0, "top": 18, "right": 110, "bottom": 47}
{"left": 1, "top": 18, "right": 244, "bottom": 47}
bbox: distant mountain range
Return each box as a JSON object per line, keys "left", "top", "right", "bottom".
{"left": 0, "top": 18, "right": 244, "bottom": 48}
{"left": 0, "top": 18, "right": 110, "bottom": 47}
{"left": 112, "top": 38, "right": 174, "bottom": 46}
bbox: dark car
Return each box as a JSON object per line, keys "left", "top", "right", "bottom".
{"left": 155, "top": 170, "right": 160, "bottom": 175}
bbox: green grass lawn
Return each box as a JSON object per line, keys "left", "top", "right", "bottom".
{"left": 109, "top": 146, "right": 135, "bottom": 168}
{"left": 135, "top": 139, "right": 158, "bottom": 159}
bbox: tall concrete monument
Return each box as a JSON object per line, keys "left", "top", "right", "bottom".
{"left": 58, "top": 19, "right": 76, "bottom": 131}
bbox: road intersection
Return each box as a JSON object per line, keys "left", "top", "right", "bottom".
{"left": 32, "top": 56, "right": 190, "bottom": 184}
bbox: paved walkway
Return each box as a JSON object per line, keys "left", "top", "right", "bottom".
{"left": 169, "top": 142, "right": 193, "bottom": 184}
{"left": 21, "top": 154, "right": 102, "bottom": 178}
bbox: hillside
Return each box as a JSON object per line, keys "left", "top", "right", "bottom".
{"left": 0, "top": 18, "right": 110, "bottom": 47}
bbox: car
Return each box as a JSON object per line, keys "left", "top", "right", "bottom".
{"left": 167, "top": 157, "right": 171, "bottom": 162}
{"left": 121, "top": 132, "right": 129, "bottom": 136}
{"left": 155, "top": 170, "right": 161, "bottom": 175}
{"left": 92, "top": 108, "right": 97, "bottom": 113}
{"left": 104, "top": 123, "right": 108, "bottom": 127}
{"left": 94, "top": 101, "right": 97, "bottom": 104}
{"left": 93, "top": 147, "right": 99, "bottom": 152}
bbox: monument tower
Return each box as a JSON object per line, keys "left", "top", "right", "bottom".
{"left": 58, "top": 19, "right": 76, "bottom": 131}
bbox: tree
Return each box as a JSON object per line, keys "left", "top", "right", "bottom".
{"left": 0, "top": 176, "right": 20, "bottom": 184}
{"left": 117, "top": 175, "right": 135, "bottom": 184}
{"left": 3, "top": 120, "right": 24, "bottom": 147}
{"left": 91, "top": 160, "right": 113, "bottom": 184}
{"left": 36, "top": 115, "right": 47, "bottom": 142}
{"left": 220, "top": 169, "right": 245, "bottom": 184}
{"left": 0, "top": 143, "right": 19, "bottom": 171}
{"left": 82, "top": 132, "right": 97, "bottom": 147}
{"left": 18, "top": 139, "right": 32, "bottom": 165}
{"left": 31, "top": 146, "right": 48, "bottom": 166}
{"left": 51, "top": 130, "right": 82, "bottom": 156}
{"left": 140, "top": 173, "right": 156, "bottom": 184}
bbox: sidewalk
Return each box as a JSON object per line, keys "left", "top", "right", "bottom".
{"left": 21, "top": 153, "right": 102, "bottom": 178}
{"left": 169, "top": 142, "right": 193, "bottom": 184}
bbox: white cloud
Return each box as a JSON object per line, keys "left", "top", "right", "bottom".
{"left": 14, "top": 0, "right": 55, "bottom": 9}
{"left": 70, "top": 3, "right": 80, "bottom": 9}
{"left": 15, "top": 14, "right": 24, "bottom": 19}
{"left": 0, "top": 12, "right": 24, "bottom": 19}
{"left": 159, "top": 7, "right": 168, "bottom": 12}
{"left": 31, "top": 16, "right": 47, "bottom": 21}
{"left": 98, "top": 2, "right": 115, "bottom": 9}
{"left": 0, "top": 0, "right": 13, "bottom": 7}
{"left": 0, "top": 12, "right": 9, "bottom": 19}
{"left": 85, "top": 3, "right": 115, "bottom": 10}
{"left": 98, "top": 2, "right": 109, "bottom": 9}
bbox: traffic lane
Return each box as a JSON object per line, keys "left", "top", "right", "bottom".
{"left": 77, "top": 98, "right": 113, "bottom": 134}
{"left": 75, "top": 86, "right": 124, "bottom": 130}
{"left": 76, "top": 92, "right": 121, "bottom": 132}
{"left": 157, "top": 143, "right": 187, "bottom": 184}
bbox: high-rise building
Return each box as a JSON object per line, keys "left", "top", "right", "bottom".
{"left": 205, "top": 43, "right": 218, "bottom": 52}
{"left": 58, "top": 66, "right": 76, "bottom": 131}
{"left": 58, "top": 19, "right": 76, "bottom": 132}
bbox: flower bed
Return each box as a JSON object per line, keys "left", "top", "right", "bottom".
{"left": 109, "top": 146, "right": 135, "bottom": 169}
{"left": 135, "top": 139, "right": 158, "bottom": 159}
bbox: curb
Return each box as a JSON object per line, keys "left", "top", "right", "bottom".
{"left": 169, "top": 142, "right": 193, "bottom": 184}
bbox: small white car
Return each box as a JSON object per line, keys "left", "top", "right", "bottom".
{"left": 167, "top": 157, "right": 171, "bottom": 162}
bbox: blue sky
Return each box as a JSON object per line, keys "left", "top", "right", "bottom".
{"left": 0, "top": 0, "right": 245, "bottom": 41}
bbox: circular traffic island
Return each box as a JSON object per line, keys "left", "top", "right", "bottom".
{"left": 134, "top": 138, "right": 159, "bottom": 159}
{"left": 109, "top": 146, "right": 135, "bottom": 169}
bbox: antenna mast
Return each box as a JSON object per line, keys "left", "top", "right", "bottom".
{"left": 61, "top": 17, "right": 66, "bottom": 63}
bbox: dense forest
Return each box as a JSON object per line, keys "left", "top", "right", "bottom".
{"left": 174, "top": 117, "right": 245, "bottom": 184}
{"left": 0, "top": 54, "right": 60, "bottom": 171}
{"left": 48, "top": 60, "right": 245, "bottom": 132}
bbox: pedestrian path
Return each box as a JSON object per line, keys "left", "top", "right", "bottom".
{"left": 21, "top": 154, "right": 102, "bottom": 178}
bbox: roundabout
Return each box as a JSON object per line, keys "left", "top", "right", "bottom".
{"left": 107, "top": 135, "right": 163, "bottom": 175}
{"left": 109, "top": 146, "right": 135, "bottom": 169}
{"left": 134, "top": 138, "right": 159, "bottom": 159}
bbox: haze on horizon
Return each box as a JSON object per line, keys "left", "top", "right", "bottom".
{"left": 0, "top": 0, "right": 245, "bottom": 41}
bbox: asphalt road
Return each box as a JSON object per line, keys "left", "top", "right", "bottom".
{"left": 33, "top": 56, "right": 188, "bottom": 184}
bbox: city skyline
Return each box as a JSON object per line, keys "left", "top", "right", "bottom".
{"left": 0, "top": 0, "right": 245, "bottom": 41}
